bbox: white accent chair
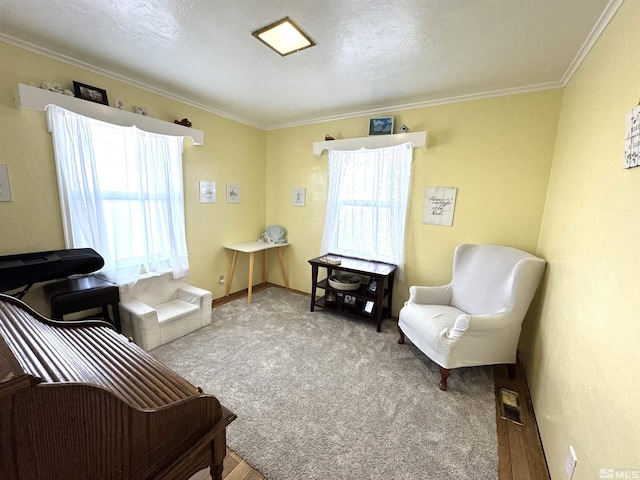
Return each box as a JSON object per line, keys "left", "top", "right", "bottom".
{"left": 398, "top": 244, "right": 546, "bottom": 391}
{"left": 118, "top": 272, "right": 212, "bottom": 351}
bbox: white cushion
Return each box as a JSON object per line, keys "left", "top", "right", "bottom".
{"left": 399, "top": 303, "right": 466, "bottom": 368}
{"left": 156, "top": 299, "right": 199, "bottom": 324}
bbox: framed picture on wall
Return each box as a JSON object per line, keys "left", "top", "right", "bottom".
{"left": 226, "top": 184, "right": 240, "bottom": 203}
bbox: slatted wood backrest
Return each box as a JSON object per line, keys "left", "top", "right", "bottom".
{"left": 0, "top": 293, "right": 196, "bottom": 409}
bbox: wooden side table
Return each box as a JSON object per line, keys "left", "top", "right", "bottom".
{"left": 308, "top": 254, "right": 396, "bottom": 332}
{"left": 224, "top": 241, "right": 289, "bottom": 304}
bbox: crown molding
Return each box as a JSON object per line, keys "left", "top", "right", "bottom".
{"left": 2, "top": 0, "right": 623, "bottom": 133}
{"left": 0, "top": 34, "right": 264, "bottom": 130}
{"left": 560, "top": 0, "right": 625, "bottom": 86}
{"left": 266, "top": 82, "right": 564, "bottom": 131}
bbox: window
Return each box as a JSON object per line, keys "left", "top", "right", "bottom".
{"left": 320, "top": 143, "right": 413, "bottom": 279}
{"left": 48, "top": 105, "right": 188, "bottom": 284}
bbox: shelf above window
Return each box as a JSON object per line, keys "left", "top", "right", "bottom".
{"left": 15, "top": 83, "right": 204, "bottom": 145}
{"left": 312, "top": 131, "right": 427, "bottom": 156}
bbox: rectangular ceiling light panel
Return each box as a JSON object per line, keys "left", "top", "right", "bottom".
{"left": 252, "top": 17, "right": 315, "bottom": 56}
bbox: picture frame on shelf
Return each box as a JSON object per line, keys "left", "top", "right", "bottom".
{"left": 73, "top": 81, "right": 108, "bottom": 105}
{"left": 326, "top": 291, "right": 336, "bottom": 304}
{"left": 368, "top": 116, "right": 394, "bottom": 136}
{"left": 367, "top": 277, "right": 378, "bottom": 294}
{"left": 362, "top": 300, "right": 375, "bottom": 316}
{"left": 344, "top": 294, "right": 357, "bottom": 306}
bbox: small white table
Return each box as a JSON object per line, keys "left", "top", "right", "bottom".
{"left": 224, "top": 241, "right": 290, "bottom": 304}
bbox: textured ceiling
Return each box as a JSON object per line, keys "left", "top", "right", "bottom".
{"left": 0, "top": 0, "right": 618, "bottom": 129}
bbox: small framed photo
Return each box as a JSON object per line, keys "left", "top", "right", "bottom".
{"left": 293, "top": 187, "right": 306, "bottom": 207}
{"left": 368, "top": 116, "right": 394, "bottom": 136}
{"left": 344, "top": 295, "right": 357, "bottom": 307}
{"left": 73, "top": 81, "right": 108, "bottom": 105}
{"left": 362, "top": 300, "right": 375, "bottom": 316}
{"left": 326, "top": 291, "right": 336, "bottom": 304}
{"left": 367, "top": 277, "right": 378, "bottom": 294}
{"left": 226, "top": 183, "right": 240, "bottom": 203}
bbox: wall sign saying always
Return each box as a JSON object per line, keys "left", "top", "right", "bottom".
{"left": 624, "top": 104, "right": 640, "bottom": 169}
{"left": 423, "top": 187, "right": 457, "bottom": 226}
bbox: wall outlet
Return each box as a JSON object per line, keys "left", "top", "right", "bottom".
{"left": 219, "top": 275, "right": 225, "bottom": 285}
{"left": 564, "top": 445, "right": 577, "bottom": 479}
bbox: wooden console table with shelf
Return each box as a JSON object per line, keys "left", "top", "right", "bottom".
{"left": 308, "top": 254, "right": 396, "bottom": 332}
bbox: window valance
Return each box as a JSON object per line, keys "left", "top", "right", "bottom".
{"left": 16, "top": 83, "right": 204, "bottom": 145}
{"left": 312, "top": 131, "right": 427, "bottom": 155}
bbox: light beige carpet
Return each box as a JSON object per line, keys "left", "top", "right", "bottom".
{"left": 152, "top": 287, "right": 497, "bottom": 480}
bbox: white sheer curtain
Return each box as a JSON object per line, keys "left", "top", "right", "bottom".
{"left": 320, "top": 142, "right": 413, "bottom": 279}
{"left": 48, "top": 105, "right": 189, "bottom": 284}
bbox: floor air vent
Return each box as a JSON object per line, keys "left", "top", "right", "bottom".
{"left": 499, "top": 388, "right": 525, "bottom": 426}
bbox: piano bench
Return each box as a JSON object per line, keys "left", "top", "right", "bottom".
{"left": 44, "top": 276, "right": 121, "bottom": 332}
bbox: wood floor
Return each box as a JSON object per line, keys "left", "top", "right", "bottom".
{"left": 495, "top": 358, "right": 550, "bottom": 480}
{"left": 193, "top": 285, "right": 550, "bottom": 480}
{"left": 189, "top": 449, "right": 264, "bottom": 480}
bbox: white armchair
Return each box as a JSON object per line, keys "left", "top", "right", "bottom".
{"left": 398, "top": 244, "right": 546, "bottom": 391}
{"left": 118, "top": 272, "right": 212, "bottom": 351}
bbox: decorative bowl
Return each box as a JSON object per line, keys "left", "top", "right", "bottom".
{"left": 328, "top": 274, "right": 361, "bottom": 291}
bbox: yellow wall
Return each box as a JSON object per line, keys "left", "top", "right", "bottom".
{"left": 265, "top": 91, "right": 563, "bottom": 313}
{"left": 520, "top": 0, "right": 640, "bottom": 478}
{"left": 0, "top": 41, "right": 266, "bottom": 307}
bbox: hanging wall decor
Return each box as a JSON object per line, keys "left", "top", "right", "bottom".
{"left": 624, "top": 103, "right": 640, "bottom": 169}
{"left": 423, "top": 187, "right": 457, "bottom": 226}
{"left": 199, "top": 181, "right": 216, "bottom": 203}
{"left": 226, "top": 183, "right": 240, "bottom": 203}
